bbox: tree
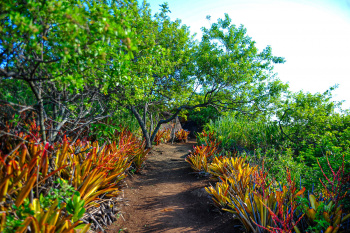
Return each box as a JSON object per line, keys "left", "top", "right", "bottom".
{"left": 0, "top": 0, "right": 136, "bottom": 141}
{"left": 105, "top": 1, "right": 194, "bottom": 147}
{"left": 113, "top": 5, "right": 287, "bottom": 148}
{"left": 194, "top": 14, "right": 287, "bottom": 113}
{"left": 1, "top": 1, "right": 288, "bottom": 149}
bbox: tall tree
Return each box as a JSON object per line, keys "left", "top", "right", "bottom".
{"left": 108, "top": 1, "right": 195, "bottom": 147}
{"left": 194, "top": 14, "right": 287, "bottom": 114}
{"left": 113, "top": 3, "right": 287, "bottom": 148}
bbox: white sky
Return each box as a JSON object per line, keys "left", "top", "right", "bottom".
{"left": 145, "top": 0, "right": 350, "bottom": 109}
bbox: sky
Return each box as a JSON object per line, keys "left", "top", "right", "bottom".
{"left": 144, "top": 0, "right": 350, "bottom": 109}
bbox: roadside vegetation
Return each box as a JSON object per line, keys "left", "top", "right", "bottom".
{"left": 1, "top": 0, "right": 349, "bottom": 232}
{"left": 187, "top": 89, "right": 350, "bottom": 232}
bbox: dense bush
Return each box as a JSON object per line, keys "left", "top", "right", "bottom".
{"left": 204, "top": 115, "right": 281, "bottom": 151}
{"left": 201, "top": 90, "right": 350, "bottom": 191}
{"left": 188, "top": 106, "right": 221, "bottom": 127}
{"left": 89, "top": 111, "right": 141, "bottom": 144}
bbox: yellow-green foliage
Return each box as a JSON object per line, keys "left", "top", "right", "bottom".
{"left": 185, "top": 139, "right": 221, "bottom": 174}
{"left": 0, "top": 128, "right": 148, "bottom": 232}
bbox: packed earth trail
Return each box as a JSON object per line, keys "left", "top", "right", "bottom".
{"left": 106, "top": 140, "right": 242, "bottom": 233}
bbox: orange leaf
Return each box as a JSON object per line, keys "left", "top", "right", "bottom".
{"left": 161, "top": 208, "right": 174, "bottom": 212}
{"left": 295, "top": 187, "right": 306, "bottom": 197}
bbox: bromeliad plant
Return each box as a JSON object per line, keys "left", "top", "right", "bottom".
{"left": 1, "top": 197, "right": 90, "bottom": 233}
{"left": 0, "top": 138, "right": 90, "bottom": 232}
{"left": 206, "top": 158, "right": 306, "bottom": 233}
{"left": 114, "top": 128, "right": 151, "bottom": 173}
{"left": 205, "top": 156, "right": 350, "bottom": 233}
{"left": 209, "top": 156, "right": 254, "bottom": 180}
{"left": 189, "top": 132, "right": 350, "bottom": 232}
{"left": 185, "top": 139, "right": 221, "bottom": 175}
{"left": 0, "top": 124, "right": 150, "bottom": 232}
{"left": 250, "top": 170, "right": 306, "bottom": 233}
{"left": 175, "top": 129, "right": 190, "bottom": 142}
{"left": 294, "top": 155, "right": 350, "bottom": 233}
{"left": 196, "top": 130, "right": 217, "bottom": 147}
{"left": 52, "top": 136, "right": 129, "bottom": 206}
{"left": 0, "top": 140, "right": 68, "bottom": 208}
{"left": 206, "top": 156, "right": 257, "bottom": 209}
{"left": 154, "top": 129, "right": 165, "bottom": 146}
{"left": 153, "top": 128, "right": 171, "bottom": 145}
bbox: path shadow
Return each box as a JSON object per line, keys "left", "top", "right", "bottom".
{"left": 135, "top": 187, "right": 242, "bottom": 233}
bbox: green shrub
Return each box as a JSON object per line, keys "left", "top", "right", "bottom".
{"left": 188, "top": 106, "right": 221, "bottom": 127}
{"left": 200, "top": 90, "right": 350, "bottom": 194}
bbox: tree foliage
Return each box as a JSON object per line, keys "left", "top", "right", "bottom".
{"left": 195, "top": 14, "right": 286, "bottom": 112}
{"left": 119, "top": 8, "right": 288, "bottom": 147}
{"left": 0, "top": 0, "right": 135, "bottom": 141}
{"left": 1, "top": 0, "right": 287, "bottom": 148}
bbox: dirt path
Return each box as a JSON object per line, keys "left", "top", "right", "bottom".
{"left": 107, "top": 140, "right": 240, "bottom": 233}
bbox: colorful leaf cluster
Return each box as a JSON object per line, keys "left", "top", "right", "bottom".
{"left": 154, "top": 128, "right": 171, "bottom": 145}
{"left": 0, "top": 139, "right": 88, "bottom": 232}
{"left": 185, "top": 138, "right": 221, "bottom": 174}
{"left": 295, "top": 155, "right": 350, "bottom": 233}
{"left": 114, "top": 128, "right": 151, "bottom": 173}
{"left": 0, "top": 125, "right": 149, "bottom": 232}
{"left": 153, "top": 128, "right": 189, "bottom": 145}
{"left": 188, "top": 136, "right": 350, "bottom": 232}
{"left": 175, "top": 129, "right": 190, "bottom": 142}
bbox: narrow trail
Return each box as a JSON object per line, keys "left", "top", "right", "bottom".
{"left": 107, "top": 140, "right": 240, "bottom": 233}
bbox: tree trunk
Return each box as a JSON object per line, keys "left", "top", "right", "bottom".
{"left": 38, "top": 92, "right": 46, "bottom": 142}
{"left": 150, "top": 109, "right": 182, "bottom": 143}
{"left": 129, "top": 105, "right": 152, "bottom": 148}
{"left": 28, "top": 81, "right": 46, "bottom": 142}
{"left": 143, "top": 103, "right": 148, "bottom": 131}
{"left": 131, "top": 103, "right": 209, "bottom": 148}
{"left": 149, "top": 112, "right": 153, "bottom": 137}
{"left": 52, "top": 100, "right": 57, "bottom": 142}
{"left": 170, "top": 117, "right": 177, "bottom": 144}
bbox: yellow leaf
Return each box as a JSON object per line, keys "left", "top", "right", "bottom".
{"left": 309, "top": 194, "right": 317, "bottom": 210}
{"left": 324, "top": 226, "right": 333, "bottom": 233}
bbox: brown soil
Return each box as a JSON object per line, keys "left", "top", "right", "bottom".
{"left": 106, "top": 140, "right": 243, "bottom": 233}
